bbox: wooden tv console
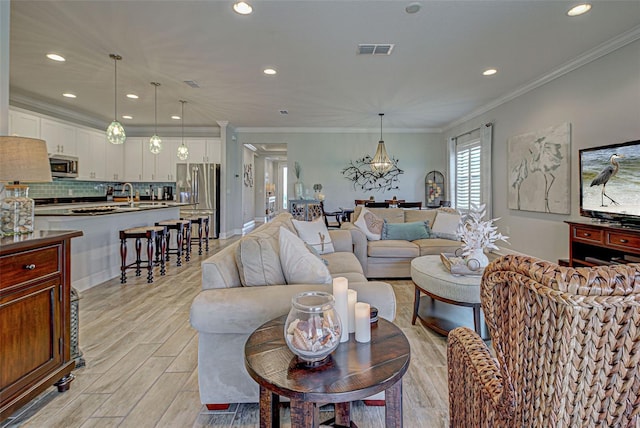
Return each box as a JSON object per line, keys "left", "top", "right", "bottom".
{"left": 566, "top": 220, "right": 640, "bottom": 267}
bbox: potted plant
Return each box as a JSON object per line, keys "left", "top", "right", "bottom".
{"left": 456, "top": 203, "right": 509, "bottom": 268}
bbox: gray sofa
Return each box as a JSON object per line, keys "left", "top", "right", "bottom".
{"left": 342, "top": 206, "right": 462, "bottom": 278}
{"left": 189, "top": 213, "right": 396, "bottom": 407}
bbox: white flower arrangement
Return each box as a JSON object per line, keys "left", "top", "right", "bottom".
{"left": 456, "top": 203, "right": 509, "bottom": 256}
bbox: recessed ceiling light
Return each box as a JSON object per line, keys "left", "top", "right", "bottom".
{"left": 126, "top": 94, "right": 139, "bottom": 99}
{"left": 46, "top": 53, "right": 65, "bottom": 62}
{"left": 483, "top": 68, "right": 498, "bottom": 76}
{"left": 62, "top": 93, "right": 76, "bottom": 98}
{"left": 567, "top": 4, "right": 591, "bottom": 16}
{"left": 263, "top": 68, "right": 277, "bottom": 75}
{"left": 122, "top": 115, "right": 133, "bottom": 120}
{"left": 405, "top": 2, "right": 421, "bottom": 14}
{"left": 233, "top": 1, "right": 252, "bottom": 15}
{"left": 171, "top": 115, "right": 181, "bottom": 120}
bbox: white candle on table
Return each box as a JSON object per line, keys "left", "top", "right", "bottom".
{"left": 332, "top": 277, "right": 349, "bottom": 342}
{"left": 355, "top": 302, "right": 371, "bottom": 343}
{"left": 347, "top": 289, "right": 357, "bottom": 333}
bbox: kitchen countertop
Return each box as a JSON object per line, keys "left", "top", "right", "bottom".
{"left": 35, "top": 201, "right": 194, "bottom": 216}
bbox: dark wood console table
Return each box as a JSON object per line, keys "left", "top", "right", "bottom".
{"left": 245, "top": 315, "right": 410, "bottom": 428}
{"left": 0, "top": 230, "right": 82, "bottom": 421}
{"left": 566, "top": 220, "right": 640, "bottom": 267}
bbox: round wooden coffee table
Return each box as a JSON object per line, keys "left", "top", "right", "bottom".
{"left": 245, "top": 315, "right": 410, "bottom": 428}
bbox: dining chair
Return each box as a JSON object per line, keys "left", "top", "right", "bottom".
{"left": 364, "top": 201, "right": 390, "bottom": 208}
{"left": 398, "top": 201, "right": 422, "bottom": 209}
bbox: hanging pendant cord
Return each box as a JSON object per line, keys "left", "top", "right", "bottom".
{"left": 154, "top": 84, "right": 158, "bottom": 135}
{"left": 181, "top": 100, "right": 185, "bottom": 145}
{"left": 113, "top": 57, "right": 117, "bottom": 120}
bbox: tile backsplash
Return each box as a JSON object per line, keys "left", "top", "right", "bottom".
{"left": 29, "top": 179, "right": 176, "bottom": 199}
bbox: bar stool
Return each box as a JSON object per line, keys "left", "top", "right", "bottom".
{"left": 155, "top": 219, "right": 191, "bottom": 266}
{"left": 119, "top": 225, "right": 166, "bottom": 284}
{"left": 181, "top": 215, "right": 210, "bottom": 255}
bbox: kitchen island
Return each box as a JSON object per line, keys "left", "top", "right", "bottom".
{"left": 35, "top": 202, "right": 191, "bottom": 291}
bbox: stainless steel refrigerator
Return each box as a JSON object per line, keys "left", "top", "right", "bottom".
{"left": 176, "top": 163, "right": 221, "bottom": 238}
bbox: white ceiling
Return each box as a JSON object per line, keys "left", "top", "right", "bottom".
{"left": 8, "top": 1, "right": 640, "bottom": 131}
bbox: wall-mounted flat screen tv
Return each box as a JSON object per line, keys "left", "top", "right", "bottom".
{"left": 579, "top": 139, "right": 640, "bottom": 227}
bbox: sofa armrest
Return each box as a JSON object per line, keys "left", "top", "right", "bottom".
{"left": 341, "top": 222, "right": 368, "bottom": 276}
{"left": 329, "top": 229, "right": 353, "bottom": 253}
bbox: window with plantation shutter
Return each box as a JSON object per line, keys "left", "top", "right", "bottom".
{"left": 456, "top": 139, "right": 482, "bottom": 211}
{"left": 447, "top": 123, "right": 493, "bottom": 216}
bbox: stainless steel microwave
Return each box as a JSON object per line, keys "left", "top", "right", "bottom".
{"left": 49, "top": 154, "right": 79, "bottom": 178}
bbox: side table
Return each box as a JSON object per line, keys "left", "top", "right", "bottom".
{"left": 245, "top": 315, "right": 410, "bottom": 428}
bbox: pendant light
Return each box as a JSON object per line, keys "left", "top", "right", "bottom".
{"left": 370, "top": 113, "right": 392, "bottom": 174}
{"left": 177, "top": 100, "right": 189, "bottom": 160}
{"left": 106, "top": 54, "right": 126, "bottom": 145}
{"left": 149, "top": 82, "right": 162, "bottom": 154}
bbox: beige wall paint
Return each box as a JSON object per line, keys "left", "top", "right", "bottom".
{"left": 238, "top": 132, "right": 444, "bottom": 212}
{"left": 445, "top": 39, "right": 640, "bottom": 262}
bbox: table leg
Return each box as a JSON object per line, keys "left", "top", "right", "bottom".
{"left": 290, "top": 399, "right": 318, "bottom": 428}
{"left": 259, "top": 386, "right": 279, "bottom": 428}
{"left": 473, "top": 304, "right": 482, "bottom": 336}
{"left": 385, "top": 379, "right": 403, "bottom": 427}
{"left": 335, "top": 402, "right": 351, "bottom": 426}
{"left": 412, "top": 284, "right": 420, "bottom": 325}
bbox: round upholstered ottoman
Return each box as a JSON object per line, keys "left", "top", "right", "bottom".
{"left": 410, "top": 255, "right": 485, "bottom": 338}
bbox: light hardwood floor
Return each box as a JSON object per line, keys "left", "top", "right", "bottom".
{"left": 3, "top": 237, "right": 451, "bottom": 428}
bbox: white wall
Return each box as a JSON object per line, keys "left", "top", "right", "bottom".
{"left": 445, "top": 39, "right": 640, "bottom": 262}
{"left": 239, "top": 132, "right": 444, "bottom": 212}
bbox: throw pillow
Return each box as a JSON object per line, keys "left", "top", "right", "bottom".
{"left": 279, "top": 227, "right": 332, "bottom": 285}
{"left": 235, "top": 235, "right": 286, "bottom": 286}
{"left": 354, "top": 207, "right": 384, "bottom": 240}
{"left": 292, "top": 217, "right": 335, "bottom": 254}
{"left": 431, "top": 211, "right": 461, "bottom": 240}
{"left": 381, "top": 220, "right": 431, "bottom": 241}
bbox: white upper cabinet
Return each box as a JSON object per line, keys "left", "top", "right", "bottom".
{"left": 104, "top": 134, "right": 123, "bottom": 181}
{"left": 40, "top": 118, "right": 77, "bottom": 155}
{"left": 155, "top": 138, "right": 180, "bottom": 182}
{"left": 123, "top": 138, "right": 144, "bottom": 182}
{"left": 8, "top": 110, "right": 40, "bottom": 139}
{"left": 183, "top": 138, "right": 221, "bottom": 163}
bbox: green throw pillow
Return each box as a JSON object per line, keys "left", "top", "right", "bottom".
{"left": 381, "top": 220, "right": 431, "bottom": 241}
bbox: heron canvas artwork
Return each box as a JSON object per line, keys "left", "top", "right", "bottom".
{"left": 508, "top": 123, "right": 571, "bottom": 214}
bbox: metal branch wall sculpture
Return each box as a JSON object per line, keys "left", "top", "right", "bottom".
{"left": 342, "top": 155, "right": 404, "bottom": 192}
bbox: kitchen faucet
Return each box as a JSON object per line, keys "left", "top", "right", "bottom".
{"left": 123, "top": 183, "right": 134, "bottom": 207}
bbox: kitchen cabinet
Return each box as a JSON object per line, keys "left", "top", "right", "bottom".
{"left": 40, "top": 118, "right": 77, "bottom": 156}
{"left": 76, "top": 130, "right": 106, "bottom": 180}
{"left": 8, "top": 110, "right": 40, "bottom": 139}
{"left": 184, "top": 138, "right": 221, "bottom": 163}
{"left": 123, "top": 138, "right": 144, "bottom": 182}
{"left": 0, "top": 230, "right": 82, "bottom": 422}
{"left": 156, "top": 138, "right": 180, "bottom": 181}
{"left": 104, "top": 136, "right": 123, "bottom": 181}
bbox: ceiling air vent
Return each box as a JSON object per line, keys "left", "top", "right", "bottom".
{"left": 183, "top": 80, "right": 200, "bottom": 88}
{"left": 357, "top": 44, "right": 394, "bottom": 55}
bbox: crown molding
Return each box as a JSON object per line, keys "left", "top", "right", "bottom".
{"left": 444, "top": 24, "right": 640, "bottom": 132}
{"left": 10, "top": 89, "right": 107, "bottom": 130}
{"left": 235, "top": 126, "right": 441, "bottom": 134}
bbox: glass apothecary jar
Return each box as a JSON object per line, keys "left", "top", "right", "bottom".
{"left": 1, "top": 184, "right": 35, "bottom": 236}
{"left": 284, "top": 291, "right": 342, "bottom": 366}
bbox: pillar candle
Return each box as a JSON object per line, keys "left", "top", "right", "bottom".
{"left": 347, "top": 289, "right": 357, "bottom": 333}
{"left": 355, "top": 302, "right": 371, "bottom": 343}
{"left": 332, "top": 277, "right": 349, "bottom": 342}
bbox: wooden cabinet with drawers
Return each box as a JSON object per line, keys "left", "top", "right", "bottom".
{"left": 0, "top": 230, "right": 82, "bottom": 422}
{"left": 566, "top": 220, "right": 640, "bottom": 267}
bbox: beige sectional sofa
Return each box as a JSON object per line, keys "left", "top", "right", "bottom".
{"left": 189, "top": 213, "right": 396, "bottom": 407}
{"left": 342, "top": 206, "right": 462, "bottom": 278}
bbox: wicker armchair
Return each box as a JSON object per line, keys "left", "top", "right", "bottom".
{"left": 447, "top": 255, "right": 640, "bottom": 427}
